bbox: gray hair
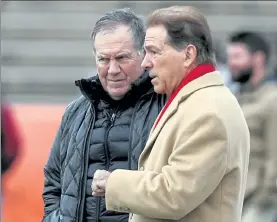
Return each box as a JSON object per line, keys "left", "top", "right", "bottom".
{"left": 91, "top": 8, "right": 146, "bottom": 54}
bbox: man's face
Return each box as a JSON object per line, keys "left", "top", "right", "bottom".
{"left": 141, "top": 25, "right": 184, "bottom": 95}
{"left": 94, "top": 25, "right": 144, "bottom": 100}
{"left": 227, "top": 43, "right": 253, "bottom": 82}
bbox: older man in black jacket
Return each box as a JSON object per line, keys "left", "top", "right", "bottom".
{"left": 42, "top": 8, "right": 165, "bottom": 222}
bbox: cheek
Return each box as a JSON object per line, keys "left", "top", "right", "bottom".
{"left": 97, "top": 65, "right": 108, "bottom": 88}
{"left": 121, "top": 61, "right": 143, "bottom": 81}
{"left": 97, "top": 63, "right": 108, "bottom": 76}
{"left": 156, "top": 57, "right": 181, "bottom": 93}
{"left": 159, "top": 73, "right": 171, "bottom": 92}
{"left": 228, "top": 55, "right": 251, "bottom": 69}
{"left": 155, "top": 71, "right": 169, "bottom": 94}
{"left": 156, "top": 59, "right": 172, "bottom": 83}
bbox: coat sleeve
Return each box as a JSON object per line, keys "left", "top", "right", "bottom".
{"left": 42, "top": 105, "right": 71, "bottom": 222}
{"left": 105, "top": 113, "right": 228, "bottom": 220}
{"left": 260, "top": 93, "right": 277, "bottom": 202}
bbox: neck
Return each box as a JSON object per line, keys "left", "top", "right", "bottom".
{"left": 250, "top": 67, "right": 265, "bottom": 87}
{"left": 166, "top": 63, "right": 215, "bottom": 97}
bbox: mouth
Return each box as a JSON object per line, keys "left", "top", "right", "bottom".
{"left": 149, "top": 73, "right": 157, "bottom": 79}
{"left": 151, "top": 76, "right": 158, "bottom": 85}
{"left": 108, "top": 79, "right": 126, "bottom": 82}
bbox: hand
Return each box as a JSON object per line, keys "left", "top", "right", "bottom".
{"left": 91, "top": 170, "right": 111, "bottom": 197}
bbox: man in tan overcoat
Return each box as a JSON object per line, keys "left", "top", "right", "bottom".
{"left": 91, "top": 6, "right": 250, "bottom": 222}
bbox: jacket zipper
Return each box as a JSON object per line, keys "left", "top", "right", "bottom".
{"left": 77, "top": 105, "right": 96, "bottom": 222}
{"left": 95, "top": 108, "right": 118, "bottom": 222}
{"left": 128, "top": 90, "right": 154, "bottom": 170}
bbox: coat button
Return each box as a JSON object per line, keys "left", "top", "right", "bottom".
{"left": 139, "top": 166, "right": 144, "bottom": 171}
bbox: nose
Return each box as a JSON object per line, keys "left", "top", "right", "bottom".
{"left": 108, "top": 60, "right": 121, "bottom": 75}
{"left": 141, "top": 54, "right": 153, "bottom": 70}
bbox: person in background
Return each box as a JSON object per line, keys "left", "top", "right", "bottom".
{"left": 92, "top": 6, "right": 250, "bottom": 222}
{"left": 215, "top": 40, "right": 240, "bottom": 93}
{"left": 1, "top": 94, "right": 21, "bottom": 177}
{"left": 227, "top": 31, "right": 277, "bottom": 222}
{"left": 42, "top": 8, "right": 165, "bottom": 222}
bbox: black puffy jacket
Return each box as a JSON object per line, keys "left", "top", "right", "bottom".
{"left": 42, "top": 72, "right": 166, "bottom": 222}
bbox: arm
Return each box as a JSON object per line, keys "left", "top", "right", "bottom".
{"left": 42, "top": 107, "right": 70, "bottom": 221}
{"left": 258, "top": 97, "right": 277, "bottom": 206}
{"left": 105, "top": 114, "right": 228, "bottom": 220}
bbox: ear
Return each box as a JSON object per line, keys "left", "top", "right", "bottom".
{"left": 252, "top": 51, "right": 266, "bottom": 67}
{"left": 183, "top": 44, "right": 197, "bottom": 67}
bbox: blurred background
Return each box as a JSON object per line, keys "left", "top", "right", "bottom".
{"left": 1, "top": 1, "right": 277, "bottom": 222}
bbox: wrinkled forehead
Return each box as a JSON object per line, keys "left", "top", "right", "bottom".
{"left": 94, "top": 26, "right": 136, "bottom": 56}
{"left": 144, "top": 25, "right": 167, "bottom": 47}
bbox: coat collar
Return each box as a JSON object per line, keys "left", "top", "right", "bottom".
{"left": 154, "top": 64, "right": 215, "bottom": 129}
{"left": 139, "top": 70, "right": 225, "bottom": 164}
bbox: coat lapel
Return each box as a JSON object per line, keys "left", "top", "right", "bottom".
{"left": 139, "top": 71, "right": 224, "bottom": 164}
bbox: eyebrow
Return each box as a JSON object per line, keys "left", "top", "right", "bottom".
{"left": 96, "top": 54, "right": 108, "bottom": 58}
{"left": 116, "top": 52, "right": 131, "bottom": 56}
{"left": 96, "top": 53, "right": 133, "bottom": 61}
{"left": 144, "top": 45, "right": 160, "bottom": 51}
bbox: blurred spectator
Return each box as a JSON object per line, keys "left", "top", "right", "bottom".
{"left": 227, "top": 31, "right": 277, "bottom": 222}
{"left": 215, "top": 40, "right": 240, "bottom": 93}
{"left": 1, "top": 95, "right": 21, "bottom": 176}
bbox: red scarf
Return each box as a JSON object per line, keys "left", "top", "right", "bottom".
{"left": 154, "top": 63, "right": 216, "bottom": 129}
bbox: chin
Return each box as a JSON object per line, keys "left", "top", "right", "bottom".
{"left": 153, "top": 86, "right": 165, "bottom": 95}
{"left": 109, "top": 89, "right": 128, "bottom": 100}
{"left": 110, "top": 95, "right": 124, "bottom": 100}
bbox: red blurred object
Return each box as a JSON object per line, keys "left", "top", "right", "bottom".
{"left": 2, "top": 104, "right": 66, "bottom": 222}
{"left": 1, "top": 101, "right": 22, "bottom": 175}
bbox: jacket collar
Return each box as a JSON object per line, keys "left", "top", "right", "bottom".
{"left": 139, "top": 70, "right": 225, "bottom": 163}
{"left": 75, "top": 71, "right": 153, "bottom": 106}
